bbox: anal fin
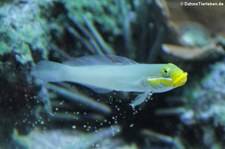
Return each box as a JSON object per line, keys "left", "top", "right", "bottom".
{"left": 130, "top": 92, "right": 152, "bottom": 108}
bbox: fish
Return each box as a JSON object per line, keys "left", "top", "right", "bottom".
{"left": 31, "top": 55, "right": 188, "bottom": 107}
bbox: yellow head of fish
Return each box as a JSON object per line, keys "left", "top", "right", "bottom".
{"left": 147, "top": 63, "right": 188, "bottom": 92}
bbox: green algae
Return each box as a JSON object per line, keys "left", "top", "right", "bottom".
{"left": 0, "top": 1, "right": 51, "bottom": 64}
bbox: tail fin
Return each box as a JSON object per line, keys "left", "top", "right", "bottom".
{"left": 31, "top": 61, "right": 68, "bottom": 82}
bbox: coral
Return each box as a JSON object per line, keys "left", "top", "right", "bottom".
{"left": 166, "top": 0, "right": 225, "bottom": 35}
{"left": 62, "top": 0, "right": 122, "bottom": 36}
{"left": 0, "top": 0, "right": 51, "bottom": 62}
{"left": 0, "top": 0, "right": 54, "bottom": 148}
{"left": 179, "top": 23, "right": 212, "bottom": 47}
{"left": 35, "top": 83, "right": 112, "bottom": 119}
{"left": 198, "top": 61, "right": 225, "bottom": 125}
{"left": 60, "top": 0, "right": 129, "bottom": 55}
{"left": 13, "top": 126, "right": 121, "bottom": 149}
{"left": 0, "top": 0, "right": 54, "bottom": 88}
{"left": 164, "top": 0, "right": 225, "bottom": 61}
{"left": 162, "top": 43, "right": 225, "bottom": 61}
{"left": 156, "top": 60, "right": 225, "bottom": 148}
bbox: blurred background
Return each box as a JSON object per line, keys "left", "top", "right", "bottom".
{"left": 0, "top": 0, "right": 225, "bottom": 148}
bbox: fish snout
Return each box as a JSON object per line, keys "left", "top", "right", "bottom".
{"left": 173, "top": 72, "right": 188, "bottom": 87}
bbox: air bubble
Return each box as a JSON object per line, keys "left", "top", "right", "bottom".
{"left": 130, "top": 123, "right": 134, "bottom": 127}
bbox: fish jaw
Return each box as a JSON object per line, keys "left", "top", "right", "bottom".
{"left": 173, "top": 72, "right": 188, "bottom": 87}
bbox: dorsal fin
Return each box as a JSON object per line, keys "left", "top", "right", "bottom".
{"left": 63, "top": 55, "right": 138, "bottom": 66}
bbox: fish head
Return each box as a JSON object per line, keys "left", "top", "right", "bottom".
{"left": 147, "top": 63, "right": 187, "bottom": 92}
{"left": 161, "top": 63, "right": 188, "bottom": 87}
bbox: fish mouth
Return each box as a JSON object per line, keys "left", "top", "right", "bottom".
{"left": 173, "top": 72, "right": 188, "bottom": 87}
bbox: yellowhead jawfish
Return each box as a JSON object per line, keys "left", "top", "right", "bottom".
{"left": 31, "top": 55, "right": 188, "bottom": 107}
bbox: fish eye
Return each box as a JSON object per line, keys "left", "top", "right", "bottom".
{"left": 161, "top": 67, "right": 170, "bottom": 77}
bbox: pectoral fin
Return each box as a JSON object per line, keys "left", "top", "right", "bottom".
{"left": 130, "top": 92, "right": 152, "bottom": 108}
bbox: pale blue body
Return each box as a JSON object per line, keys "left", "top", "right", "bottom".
{"left": 31, "top": 55, "right": 174, "bottom": 107}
